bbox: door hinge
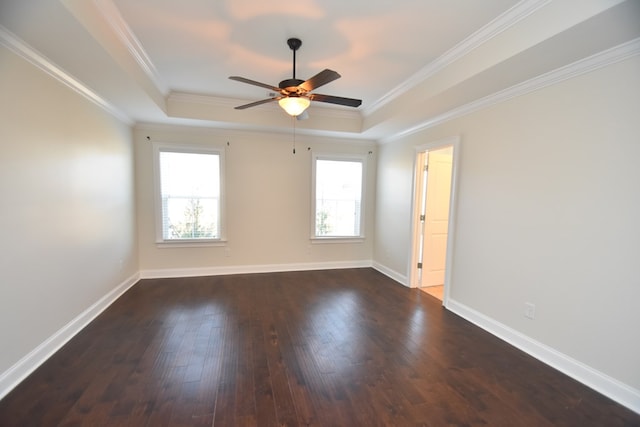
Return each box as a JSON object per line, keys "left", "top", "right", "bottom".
{"left": 424, "top": 164, "right": 429, "bottom": 172}
{"left": 419, "top": 214, "right": 425, "bottom": 221}
{"left": 417, "top": 262, "right": 423, "bottom": 269}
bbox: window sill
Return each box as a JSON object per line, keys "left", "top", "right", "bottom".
{"left": 156, "top": 239, "right": 227, "bottom": 249}
{"left": 310, "top": 237, "right": 365, "bottom": 244}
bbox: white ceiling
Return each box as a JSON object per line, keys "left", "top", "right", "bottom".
{"left": 109, "top": 0, "right": 518, "bottom": 105}
{"left": 1, "top": 0, "right": 638, "bottom": 140}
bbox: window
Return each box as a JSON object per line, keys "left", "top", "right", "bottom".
{"left": 312, "top": 154, "right": 365, "bottom": 239}
{"left": 154, "top": 144, "right": 224, "bottom": 244}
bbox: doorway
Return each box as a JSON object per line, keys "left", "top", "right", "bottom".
{"left": 410, "top": 138, "right": 459, "bottom": 304}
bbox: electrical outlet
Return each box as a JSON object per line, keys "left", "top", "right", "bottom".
{"left": 524, "top": 302, "right": 536, "bottom": 319}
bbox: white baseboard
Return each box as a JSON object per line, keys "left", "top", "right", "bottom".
{"left": 371, "top": 261, "right": 409, "bottom": 287}
{"left": 0, "top": 272, "right": 140, "bottom": 400}
{"left": 140, "top": 259, "right": 373, "bottom": 279}
{"left": 446, "top": 298, "right": 640, "bottom": 415}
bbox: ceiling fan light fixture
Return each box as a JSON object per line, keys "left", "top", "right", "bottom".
{"left": 278, "top": 96, "right": 310, "bottom": 116}
{"left": 230, "top": 38, "right": 361, "bottom": 113}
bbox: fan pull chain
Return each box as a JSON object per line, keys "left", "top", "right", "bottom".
{"left": 292, "top": 115, "right": 297, "bottom": 154}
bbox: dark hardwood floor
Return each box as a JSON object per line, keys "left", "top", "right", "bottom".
{"left": 1, "top": 268, "right": 638, "bottom": 426}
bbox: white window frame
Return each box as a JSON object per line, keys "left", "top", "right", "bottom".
{"left": 152, "top": 142, "right": 226, "bottom": 247}
{"left": 311, "top": 152, "right": 366, "bottom": 243}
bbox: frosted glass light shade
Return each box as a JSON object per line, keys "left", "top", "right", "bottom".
{"left": 278, "top": 96, "right": 310, "bottom": 116}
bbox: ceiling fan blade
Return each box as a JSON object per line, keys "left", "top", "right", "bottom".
{"left": 309, "top": 93, "right": 362, "bottom": 108}
{"left": 234, "top": 97, "right": 280, "bottom": 110}
{"left": 299, "top": 69, "right": 341, "bottom": 92}
{"left": 229, "top": 76, "right": 282, "bottom": 92}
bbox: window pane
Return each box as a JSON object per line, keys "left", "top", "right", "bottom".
{"left": 315, "top": 159, "right": 362, "bottom": 237}
{"left": 159, "top": 151, "right": 220, "bottom": 240}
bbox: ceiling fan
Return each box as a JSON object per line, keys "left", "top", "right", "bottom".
{"left": 229, "top": 38, "right": 362, "bottom": 117}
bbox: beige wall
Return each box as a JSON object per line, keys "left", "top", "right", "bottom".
{"left": 374, "top": 55, "right": 640, "bottom": 393}
{"left": 134, "top": 124, "right": 376, "bottom": 276}
{"left": 0, "top": 46, "right": 138, "bottom": 376}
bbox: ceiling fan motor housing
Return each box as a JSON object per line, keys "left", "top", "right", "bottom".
{"left": 279, "top": 78, "right": 305, "bottom": 93}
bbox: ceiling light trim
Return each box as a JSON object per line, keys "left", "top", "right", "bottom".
{"left": 364, "top": 0, "right": 552, "bottom": 116}
{"left": 0, "top": 25, "right": 132, "bottom": 125}
{"left": 380, "top": 37, "right": 640, "bottom": 144}
{"left": 93, "top": 0, "right": 167, "bottom": 95}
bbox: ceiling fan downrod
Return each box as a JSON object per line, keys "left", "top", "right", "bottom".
{"left": 287, "top": 38, "right": 302, "bottom": 80}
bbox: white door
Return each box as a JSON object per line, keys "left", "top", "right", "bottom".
{"left": 420, "top": 149, "right": 453, "bottom": 287}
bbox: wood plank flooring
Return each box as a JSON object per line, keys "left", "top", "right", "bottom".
{"left": 1, "top": 268, "right": 638, "bottom": 426}
{"left": 420, "top": 285, "right": 444, "bottom": 301}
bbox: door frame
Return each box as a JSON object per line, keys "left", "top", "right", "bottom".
{"left": 408, "top": 136, "right": 461, "bottom": 306}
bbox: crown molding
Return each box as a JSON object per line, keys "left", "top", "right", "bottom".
{"left": 363, "top": 0, "right": 552, "bottom": 116}
{"left": 93, "top": 0, "right": 167, "bottom": 95}
{"left": 381, "top": 37, "right": 640, "bottom": 144}
{"left": 0, "top": 25, "right": 132, "bottom": 125}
